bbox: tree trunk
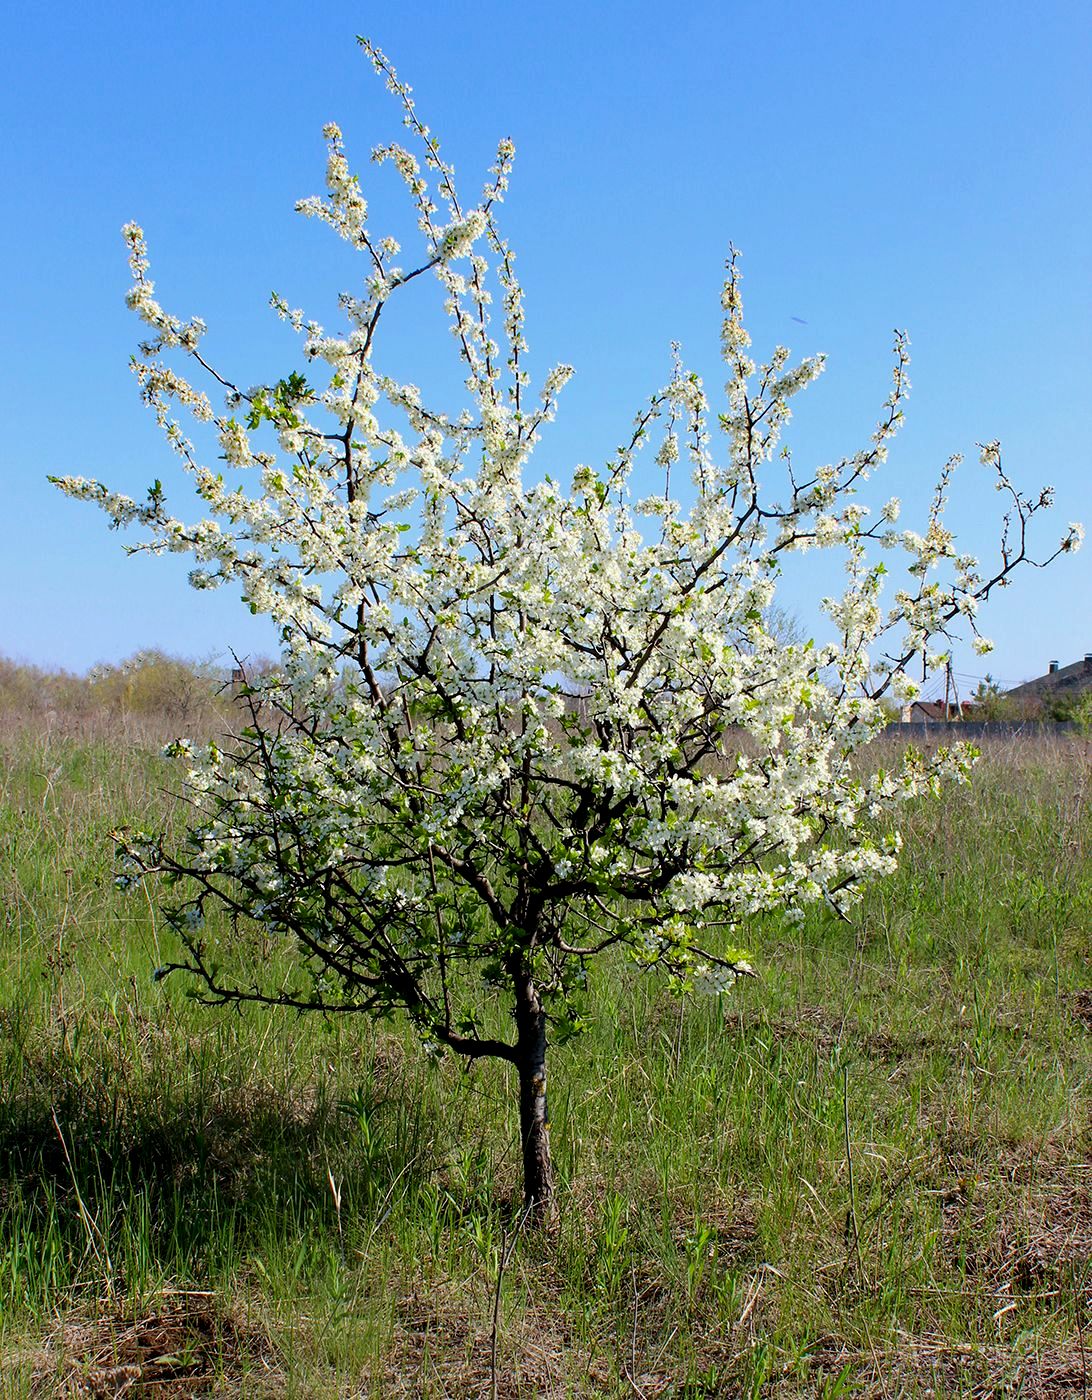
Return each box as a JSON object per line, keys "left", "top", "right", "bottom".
{"left": 513, "top": 965, "right": 553, "bottom": 1214}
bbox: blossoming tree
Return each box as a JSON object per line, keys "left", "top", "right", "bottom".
{"left": 54, "top": 40, "right": 1081, "bottom": 1212}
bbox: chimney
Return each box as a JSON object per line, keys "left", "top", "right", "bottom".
{"left": 1048, "top": 660, "right": 1059, "bottom": 674}
{"left": 1084, "top": 653, "right": 1092, "bottom": 675}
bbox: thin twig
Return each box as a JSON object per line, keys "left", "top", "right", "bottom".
{"left": 623, "top": 1270, "right": 648, "bottom": 1398}
{"left": 51, "top": 1106, "right": 113, "bottom": 1290}
{"left": 843, "top": 1066, "right": 866, "bottom": 1278}
{"left": 490, "top": 1202, "right": 533, "bottom": 1400}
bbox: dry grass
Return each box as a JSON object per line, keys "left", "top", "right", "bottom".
{"left": 23, "top": 1294, "right": 279, "bottom": 1399}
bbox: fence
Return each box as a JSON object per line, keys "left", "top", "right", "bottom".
{"left": 885, "top": 720, "right": 1080, "bottom": 740}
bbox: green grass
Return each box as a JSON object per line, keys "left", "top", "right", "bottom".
{"left": 1, "top": 714, "right": 1089, "bottom": 1396}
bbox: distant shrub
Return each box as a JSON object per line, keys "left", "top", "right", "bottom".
{"left": 1042, "top": 687, "right": 1092, "bottom": 732}
{"left": 0, "top": 651, "right": 230, "bottom": 730}
{"left": 86, "top": 650, "right": 225, "bottom": 723}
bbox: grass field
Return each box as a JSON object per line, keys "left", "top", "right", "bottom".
{"left": 1, "top": 711, "right": 1089, "bottom": 1396}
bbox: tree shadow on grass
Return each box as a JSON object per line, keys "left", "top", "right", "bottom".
{"left": 0, "top": 1026, "right": 442, "bottom": 1286}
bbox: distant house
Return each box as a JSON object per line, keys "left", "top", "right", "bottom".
{"left": 1005, "top": 654, "right": 1092, "bottom": 705}
{"left": 902, "top": 700, "right": 972, "bottom": 723}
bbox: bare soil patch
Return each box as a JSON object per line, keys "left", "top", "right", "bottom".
{"left": 938, "top": 1155, "right": 1092, "bottom": 1297}
{"left": 29, "top": 1294, "right": 279, "bottom": 1398}
{"left": 808, "top": 1333, "right": 1089, "bottom": 1398}
{"left": 725, "top": 1002, "right": 936, "bottom": 1061}
{"left": 1068, "top": 989, "right": 1092, "bottom": 1031}
{"left": 364, "top": 1277, "right": 593, "bottom": 1400}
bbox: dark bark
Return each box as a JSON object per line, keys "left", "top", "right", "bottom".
{"left": 513, "top": 964, "right": 553, "bottom": 1212}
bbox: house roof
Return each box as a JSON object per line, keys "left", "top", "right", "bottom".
{"left": 907, "top": 700, "right": 966, "bottom": 720}
{"left": 1006, "top": 656, "right": 1092, "bottom": 699}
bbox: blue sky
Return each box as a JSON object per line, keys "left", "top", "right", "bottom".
{"left": 2, "top": 0, "right": 1088, "bottom": 694}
